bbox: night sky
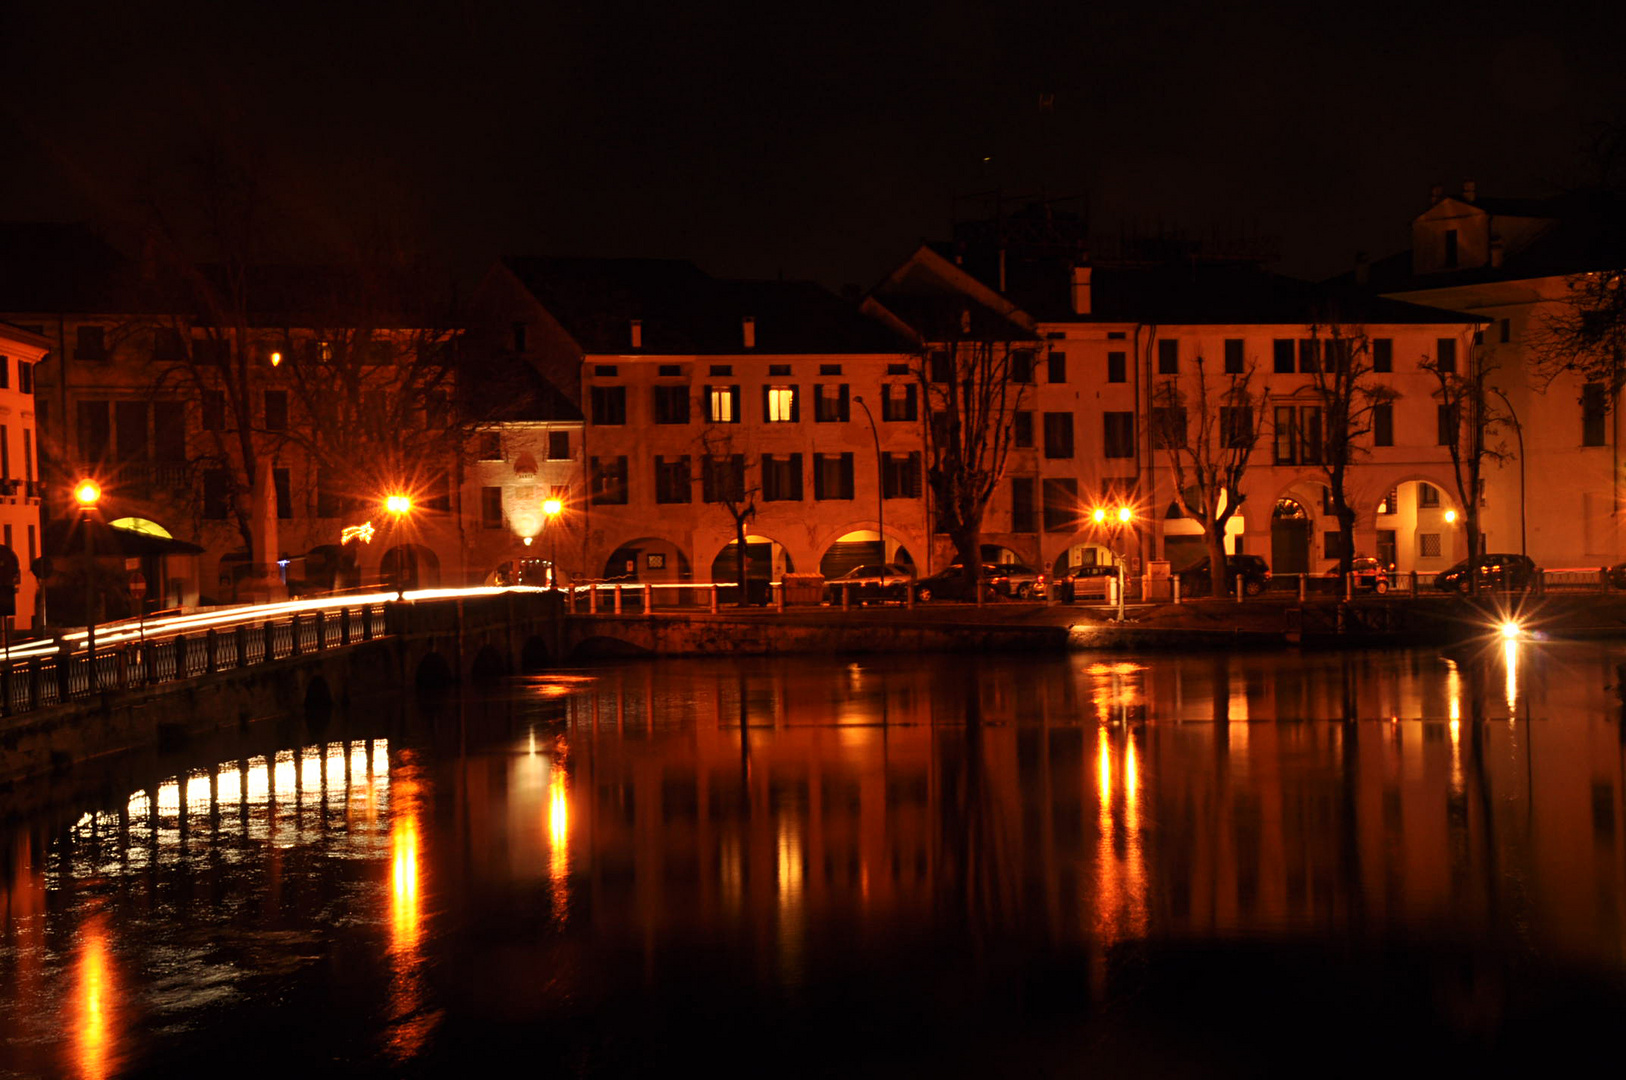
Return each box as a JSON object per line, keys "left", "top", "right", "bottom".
{"left": 2, "top": 0, "right": 1623, "bottom": 290}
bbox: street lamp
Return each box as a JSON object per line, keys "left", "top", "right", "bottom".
{"left": 384, "top": 493, "right": 412, "bottom": 598}
{"left": 1090, "top": 502, "right": 1135, "bottom": 620}
{"left": 74, "top": 480, "right": 101, "bottom": 679}
{"left": 851, "top": 396, "right": 886, "bottom": 569}
{"left": 542, "top": 497, "right": 563, "bottom": 588}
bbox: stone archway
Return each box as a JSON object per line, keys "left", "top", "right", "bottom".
{"left": 602, "top": 537, "right": 692, "bottom": 583}
{"left": 1271, "top": 498, "right": 1312, "bottom": 575}
{"left": 381, "top": 544, "right": 440, "bottom": 590}
{"left": 709, "top": 535, "right": 794, "bottom": 584}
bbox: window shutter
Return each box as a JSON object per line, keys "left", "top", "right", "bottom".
{"left": 840, "top": 452, "right": 854, "bottom": 497}
{"left": 812, "top": 453, "right": 826, "bottom": 499}
{"left": 838, "top": 384, "right": 849, "bottom": 421}
{"left": 789, "top": 453, "right": 803, "bottom": 499}
{"left": 702, "top": 384, "right": 711, "bottom": 420}
{"left": 762, "top": 385, "right": 770, "bottom": 421}
{"left": 905, "top": 384, "right": 917, "bottom": 418}
{"left": 790, "top": 386, "right": 800, "bottom": 423}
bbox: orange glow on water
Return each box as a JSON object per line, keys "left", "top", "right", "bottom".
{"left": 72, "top": 914, "right": 113, "bottom": 1080}
{"left": 548, "top": 773, "right": 570, "bottom": 887}
{"left": 384, "top": 756, "right": 437, "bottom": 1062}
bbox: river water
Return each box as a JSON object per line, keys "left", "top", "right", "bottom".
{"left": 2, "top": 642, "right": 1625, "bottom": 1076}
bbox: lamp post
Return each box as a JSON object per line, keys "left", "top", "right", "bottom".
{"left": 1090, "top": 502, "right": 1135, "bottom": 621}
{"left": 384, "top": 494, "right": 412, "bottom": 599}
{"left": 1488, "top": 386, "right": 1527, "bottom": 559}
{"left": 74, "top": 480, "right": 101, "bottom": 678}
{"left": 542, "top": 497, "right": 564, "bottom": 588}
{"left": 852, "top": 396, "right": 885, "bottom": 567}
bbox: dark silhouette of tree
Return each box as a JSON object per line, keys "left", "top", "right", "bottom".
{"left": 1306, "top": 323, "right": 1399, "bottom": 579}
{"left": 1153, "top": 354, "right": 1266, "bottom": 596}
{"left": 1422, "top": 334, "right": 1509, "bottom": 595}
{"left": 700, "top": 424, "right": 760, "bottom": 607}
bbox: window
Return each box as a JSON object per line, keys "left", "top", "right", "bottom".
{"left": 658, "top": 364, "right": 682, "bottom": 377}
{"left": 591, "top": 385, "right": 627, "bottom": 425}
{"left": 1152, "top": 406, "right": 1187, "bottom": 449}
{"left": 1013, "top": 411, "right": 1034, "bottom": 448}
{"left": 481, "top": 486, "right": 503, "bottom": 528}
{"left": 203, "top": 469, "right": 230, "bottom": 519}
{"left": 1042, "top": 477, "right": 1079, "bottom": 532}
{"left": 1373, "top": 338, "right": 1393, "bottom": 373}
{"left": 881, "top": 383, "right": 917, "bottom": 422}
{"left": 769, "top": 364, "right": 791, "bottom": 376}
{"left": 75, "top": 325, "right": 105, "bottom": 361}
{"left": 1324, "top": 531, "right": 1348, "bottom": 560}
{"left": 1042, "top": 412, "right": 1074, "bottom": 458}
{"left": 1298, "top": 406, "right": 1323, "bottom": 463}
{"left": 1221, "top": 405, "right": 1253, "bottom": 449}
{"left": 78, "top": 400, "right": 110, "bottom": 462}
{"left": 0, "top": 426, "right": 8, "bottom": 479}
{"left": 1436, "top": 338, "right": 1457, "bottom": 374}
{"left": 1583, "top": 382, "right": 1607, "bottom": 446}
{"left": 1326, "top": 338, "right": 1352, "bottom": 372}
{"left": 1224, "top": 339, "right": 1244, "bottom": 374}
{"left": 702, "top": 455, "right": 745, "bottom": 503}
{"left": 1377, "top": 486, "right": 1398, "bottom": 515}
{"left": 22, "top": 428, "right": 34, "bottom": 482}
{"left": 1419, "top": 533, "right": 1442, "bottom": 558}
{"left": 1499, "top": 318, "right": 1511, "bottom": 343}
{"left": 710, "top": 364, "right": 733, "bottom": 376}
{"left": 1418, "top": 482, "right": 1440, "bottom": 508}
{"left": 1298, "top": 339, "right": 1320, "bottom": 373}
{"left": 706, "top": 384, "right": 741, "bottom": 423}
{"left": 819, "top": 363, "right": 843, "bottom": 376}
{"left": 1273, "top": 406, "right": 1323, "bottom": 464}
{"left": 593, "top": 364, "right": 619, "bottom": 377}
{"left": 590, "top": 455, "right": 628, "bottom": 504}
{"left": 1010, "top": 350, "right": 1035, "bottom": 383}
{"left": 761, "top": 454, "right": 803, "bottom": 501}
{"left": 1158, "top": 339, "right": 1179, "bottom": 375}
{"left": 887, "top": 362, "right": 910, "bottom": 375}
{"left": 1444, "top": 229, "right": 1458, "bottom": 268}
{"left": 264, "top": 390, "right": 288, "bottom": 431}
{"left": 1010, "top": 476, "right": 1036, "bottom": 533}
{"left": 1103, "top": 412, "right": 1135, "bottom": 458}
{"left": 16, "top": 361, "right": 31, "bottom": 395}
{"left": 1373, "top": 403, "right": 1394, "bottom": 446}
{"left": 152, "top": 328, "right": 182, "bottom": 362}
{"left": 814, "top": 383, "right": 849, "bottom": 422}
{"left": 1107, "top": 351, "right": 1126, "bottom": 383}
{"left": 654, "top": 456, "right": 691, "bottom": 504}
{"left": 202, "top": 390, "right": 226, "bottom": 432}
{"left": 115, "top": 401, "right": 148, "bottom": 462}
{"left": 929, "top": 351, "right": 952, "bottom": 383}
{"left": 764, "top": 385, "right": 799, "bottom": 422}
{"left": 653, "top": 385, "right": 690, "bottom": 424}
{"left": 1436, "top": 403, "right": 1456, "bottom": 446}
{"left": 274, "top": 469, "right": 292, "bottom": 519}
{"left": 1047, "top": 351, "right": 1067, "bottom": 383}
{"left": 478, "top": 431, "right": 503, "bottom": 460}
{"left": 0, "top": 357, "right": 8, "bottom": 390}
{"left": 548, "top": 431, "right": 571, "bottom": 460}
{"left": 1273, "top": 339, "right": 1294, "bottom": 374}
{"left": 883, "top": 452, "right": 922, "bottom": 499}
{"left": 1108, "top": 331, "right": 1126, "bottom": 340}
{"left": 813, "top": 452, "right": 854, "bottom": 500}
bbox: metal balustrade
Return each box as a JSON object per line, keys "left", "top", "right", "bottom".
{"left": 0, "top": 602, "right": 388, "bottom": 718}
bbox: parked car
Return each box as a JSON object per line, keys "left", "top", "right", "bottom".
{"left": 1177, "top": 554, "right": 1271, "bottom": 596}
{"left": 983, "top": 562, "right": 1046, "bottom": 599}
{"left": 1323, "top": 556, "right": 1392, "bottom": 594}
{"left": 1056, "top": 564, "right": 1119, "bottom": 603}
{"left": 1434, "top": 553, "right": 1539, "bottom": 593}
{"left": 828, "top": 563, "right": 915, "bottom": 603}
{"left": 1607, "top": 561, "right": 1626, "bottom": 590}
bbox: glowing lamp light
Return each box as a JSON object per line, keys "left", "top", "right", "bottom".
{"left": 523, "top": 536, "right": 533, "bottom": 546}
{"left": 1499, "top": 620, "right": 1522, "bottom": 640}
{"left": 1116, "top": 506, "right": 1133, "bottom": 524}
{"left": 1091, "top": 507, "right": 1107, "bottom": 524}
{"left": 385, "top": 494, "right": 412, "bottom": 515}
{"left": 1444, "top": 509, "right": 1458, "bottom": 524}
{"left": 542, "top": 497, "right": 563, "bottom": 518}
{"left": 270, "top": 351, "right": 283, "bottom": 367}
{"left": 74, "top": 480, "right": 101, "bottom": 507}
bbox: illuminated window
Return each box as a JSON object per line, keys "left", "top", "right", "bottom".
{"left": 765, "top": 385, "right": 797, "bottom": 423}
{"left": 707, "top": 385, "right": 740, "bottom": 423}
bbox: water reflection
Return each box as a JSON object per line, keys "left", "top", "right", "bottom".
{"left": 1, "top": 645, "right": 1625, "bottom": 1072}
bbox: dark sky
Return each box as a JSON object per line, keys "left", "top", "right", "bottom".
{"left": 2, "top": 0, "right": 1623, "bottom": 290}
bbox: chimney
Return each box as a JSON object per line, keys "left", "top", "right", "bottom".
{"left": 1490, "top": 238, "right": 1505, "bottom": 267}
{"left": 1354, "top": 251, "right": 1370, "bottom": 286}
{"left": 1462, "top": 180, "right": 1477, "bottom": 203}
{"left": 1070, "top": 265, "right": 1093, "bottom": 315}
{"left": 1430, "top": 184, "right": 1444, "bottom": 206}
{"left": 630, "top": 319, "right": 642, "bottom": 349}
{"left": 742, "top": 316, "right": 756, "bottom": 349}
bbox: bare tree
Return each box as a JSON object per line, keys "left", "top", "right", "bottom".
{"left": 700, "top": 424, "right": 760, "bottom": 607}
{"left": 1153, "top": 355, "right": 1266, "bottom": 596}
{"left": 1531, "top": 270, "right": 1626, "bottom": 402}
{"left": 1306, "top": 324, "right": 1399, "bottom": 578}
{"left": 917, "top": 321, "right": 1031, "bottom": 584}
{"left": 1422, "top": 336, "right": 1509, "bottom": 595}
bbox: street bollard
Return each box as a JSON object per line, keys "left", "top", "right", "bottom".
{"left": 588, "top": 586, "right": 598, "bottom": 614}
{"left": 842, "top": 583, "right": 851, "bottom": 611}
{"left": 1236, "top": 574, "right": 1244, "bottom": 602}
{"left": 775, "top": 582, "right": 785, "bottom": 612}
{"left": 1299, "top": 573, "right": 1307, "bottom": 602}
{"left": 314, "top": 610, "right": 326, "bottom": 649}
{"left": 1173, "top": 575, "right": 1182, "bottom": 605}
{"left": 289, "top": 615, "right": 302, "bottom": 657}
{"left": 614, "top": 584, "right": 623, "bottom": 615}
{"left": 1344, "top": 572, "right": 1354, "bottom": 602}
{"left": 709, "top": 584, "right": 719, "bottom": 614}
{"left": 643, "top": 583, "right": 652, "bottom": 612}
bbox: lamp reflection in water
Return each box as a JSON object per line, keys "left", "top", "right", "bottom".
{"left": 548, "top": 765, "right": 570, "bottom": 917}
{"left": 1503, "top": 638, "right": 1520, "bottom": 717}
{"left": 71, "top": 912, "right": 114, "bottom": 1080}
{"left": 385, "top": 751, "right": 437, "bottom": 1061}
{"left": 1446, "top": 661, "right": 1464, "bottom": 794}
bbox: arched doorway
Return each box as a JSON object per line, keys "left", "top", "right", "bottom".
{"left": 979, "top": 544, "right": 1023, "bottom": 566}
{"left": 603, "top": 538, "right": 692, "bottom": 583}
{"left": 381, "top": 544, "right": 441, "bottom": 590}
{"left": 710, "top": 535, "right": 793, "bottom": 584}
{"left": 1053, "top": 542, "right": 1116, "bottom": 578}
{"left": 1271, "top": 498, "right": 1312, "bottom": 575}
{"left": 303, "top": 543, "right": 360, "bottom": 594}
{"left": 820, "top": 530, "right": 909, "bottom": 579}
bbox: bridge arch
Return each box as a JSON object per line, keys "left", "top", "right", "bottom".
{"left": 521, "top": 636, "right": 552, "bottom": 672}
{"left": 470, "top": 644, "right": 509, "bottom": 683}
{"left": 414, "top": 650, "right": 454, "bottom": 692}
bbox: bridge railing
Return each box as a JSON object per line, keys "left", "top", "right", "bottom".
{"left": 0, "top": 602, "right": 388, "bottom": 719}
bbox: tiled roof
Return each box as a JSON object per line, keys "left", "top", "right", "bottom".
{"left": 504, "top": 257, "right": 911, "bottom": 355}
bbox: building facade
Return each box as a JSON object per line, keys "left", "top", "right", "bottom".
{"left": 0, "top": 324, "right": 46, "bottom": 628}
